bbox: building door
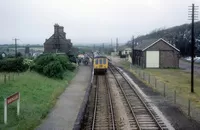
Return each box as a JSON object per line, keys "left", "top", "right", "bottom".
{"left": 146, "top": 51, "right": 159, "bottom": 68}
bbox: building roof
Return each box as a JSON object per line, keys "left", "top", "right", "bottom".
{"left": 134, "top": 38, "right": 180, "bottom": 52}
{"left": 134, "top": 39, "right": 158, "bottom": 50}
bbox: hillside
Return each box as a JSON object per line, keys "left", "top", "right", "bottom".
{"left": 129, "top": 21, "right": 200, "bottom": 56}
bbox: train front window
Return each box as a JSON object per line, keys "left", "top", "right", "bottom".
{"left": 103, "top": 58, "right": 106, "bottom": 64}
{"left": 95, "top": 59, "right": 98, "bottom": 64}
{"left": 99, "top": 59, "right": 103, "bottom": 64}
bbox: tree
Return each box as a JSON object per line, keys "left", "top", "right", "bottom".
{"left": 129, "top": 21, "right": 200, "bottom": 57}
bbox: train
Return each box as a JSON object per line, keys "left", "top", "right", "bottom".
{"left": 93, "top": 55, "right": 108, "bottom": 75}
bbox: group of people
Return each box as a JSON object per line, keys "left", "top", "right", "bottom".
{"left": 77, "top": 56, "right": 90, "bottom": 65}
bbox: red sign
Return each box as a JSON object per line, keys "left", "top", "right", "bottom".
{"left": 7, "top": 92, "right": 19, "bottom": 104}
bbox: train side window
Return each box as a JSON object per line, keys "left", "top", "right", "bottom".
{"left": 95, "top": 59, "right": 98, "bottom": 64}
{"left": 99, "top": 59, "right": 102, "bottom": 64}
{"left": 103, "top": 58, "right": 106, "bottom": 64}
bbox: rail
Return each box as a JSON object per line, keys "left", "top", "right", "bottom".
{"left": 109, "top": 63, "right": 165, "bottom": 130}
{"left": 91, "top": 75, "right": 116, "bottom": 130}
{"left": 105, "top": 74, "right": 116, "bottom": 130}
{"left": 109, "top": 66, "right": 141, "bottom": 130}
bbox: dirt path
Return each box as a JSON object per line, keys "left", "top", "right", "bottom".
{"left": 35, "top": 65, "right": 91, "bottom": 130}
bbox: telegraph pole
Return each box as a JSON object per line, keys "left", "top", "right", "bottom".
{"left": 102, "top": 43, "right": 104, "bottom": 54}
{"left": 111, "top": 39, "right": 113, "bottom": 47}
{"left": 132, "top": 36, "right": 135, "bottom": 64}
{"left": 116, "top": 38, "right": 118, "bottom": 52}
{"left": 188, "top": 4, "right": 199, "bottom": 93}
{"left": 13, "top": 38, "right": 19, "bottom": 57}
{"left": 93, "top": 44, "right": 95, "bottom": 52}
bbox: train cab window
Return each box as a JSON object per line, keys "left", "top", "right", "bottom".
{"left": 103, "top": 58, "right": 106, "bottom": 64}
{"left": 95, "top": 59, "right": 98, "bottom": 64}
{"left": 99, "top": 59, "right": 103, "bottom": 64}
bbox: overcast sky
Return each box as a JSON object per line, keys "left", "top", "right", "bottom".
{"left": 0, "top": 0, "right": 199, "bottom": 45}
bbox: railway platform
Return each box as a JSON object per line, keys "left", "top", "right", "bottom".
{"left": 35, "top": 65, "right": 91, "bottom": 130}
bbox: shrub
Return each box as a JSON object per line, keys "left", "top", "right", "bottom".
{"left": 0, "top": 57, "right": 28, "bottom": 72}
{"left": 66, "top": 63, "right": 76, "bottom": 71}
{"left": 23, "top": 59, "right": 34, "bottom": 66}
{"left": 33, "top": 53, "right": 76, "bottom": 79}
{"left": 34, "top": 54, "right": 56, "bottom": 73}
{"left": 55, "top": 54, "right": 69, "bottom": 70}
{"left": 43, "top": 61, "right": 64, "bottom": 79}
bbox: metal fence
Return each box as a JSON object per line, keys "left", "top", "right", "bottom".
{"left": 129, "top": 64, "right": 200, "bottom": 123}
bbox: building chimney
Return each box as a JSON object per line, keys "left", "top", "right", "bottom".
{"left": 58, "top": 26, "right": 66, "bottom": 38}
{"left": 59, "top": 26, "right": 64, "bottom": 33}
{"left": 54, "top": 23, "right": 59, "bottom": 34}
{"left": 63, "top": 32, "right": 66, "bottom": 38}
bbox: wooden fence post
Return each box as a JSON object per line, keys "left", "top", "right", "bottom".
{"left": 13, "top": 73, "right": 14, "bottom": 81}
{"left": 188, "top": 99, "right": 191, "bottom": 117}
{"left": 163, "top": 83, "right": 166, "bottom": 97}
{"left": 143, "top": 72, "right": 145, "bottom": 80}
{"left": 4, "top": 74, "right": 6, "bottom": 84}
{"left": 148, "top": 74, "right": 150, "bottom": 84}
{"left": 139, "top": 70, "right": 141, "bottom": 77}
{"left": 8, "top": 73, "right": 10, "bottom": 81}
{"left": 174, "top": 90, "right": 176, "bottom": 104}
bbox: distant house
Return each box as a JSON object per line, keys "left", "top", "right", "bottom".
{"left": 44, "top": 24, "right": 72, "bottom": 53}
{"left": 121, "top": 47, "right": 132, "bottom": 55}
{"left": 133, "top": 38, "right": 180, "bottom": 68}
{"left": 118, "top": 45, "right": 132, "bottom": 58}
{"left": 0, "top": 52, "right": 7, "bottom": 58}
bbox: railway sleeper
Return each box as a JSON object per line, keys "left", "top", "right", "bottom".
{"left": 137, "top": 118, "right": 155, "bottom": 120}
{"left": 138, "top": 122, "right": 157, "bottom": 124}
{"left": 140, "top": 127, "right": 160, "bottom": 130}
{"left": 140, "top": 123, "right": 158, "bottom": 126}
{"left": 132, "top": 108, "right": 147, "bottom": 111}
{"left": 134, "top": 111, "right": 150, "bottom": 114}
{"left": 137, "top": 115, "right": 153, "bottom": 118}
{"left": 138, "top": 120, "right": 156, "bottom": 123}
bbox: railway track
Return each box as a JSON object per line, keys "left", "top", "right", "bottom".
{"left": 91, "top": 75, "right": 116, "bottom": 130}
{"left": 109, "top": 64, "right": 168, "bottom": 130}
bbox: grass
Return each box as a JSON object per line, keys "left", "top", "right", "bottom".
{"left": 119, "top": 60, "right": 200, "bottom": 107}
{"left": 144, "top": 69, "right": 200, "bottom": 105}
{"left": 0, "top": 70, "right": 76, "bottom": 130}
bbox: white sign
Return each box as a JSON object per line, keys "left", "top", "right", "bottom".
{"left": 4, "top": 92, "right": 20, "bottom": 124}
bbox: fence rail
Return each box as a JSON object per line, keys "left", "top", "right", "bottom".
{"left": 129, "top": 64, "right": 200, "bottom": 123}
